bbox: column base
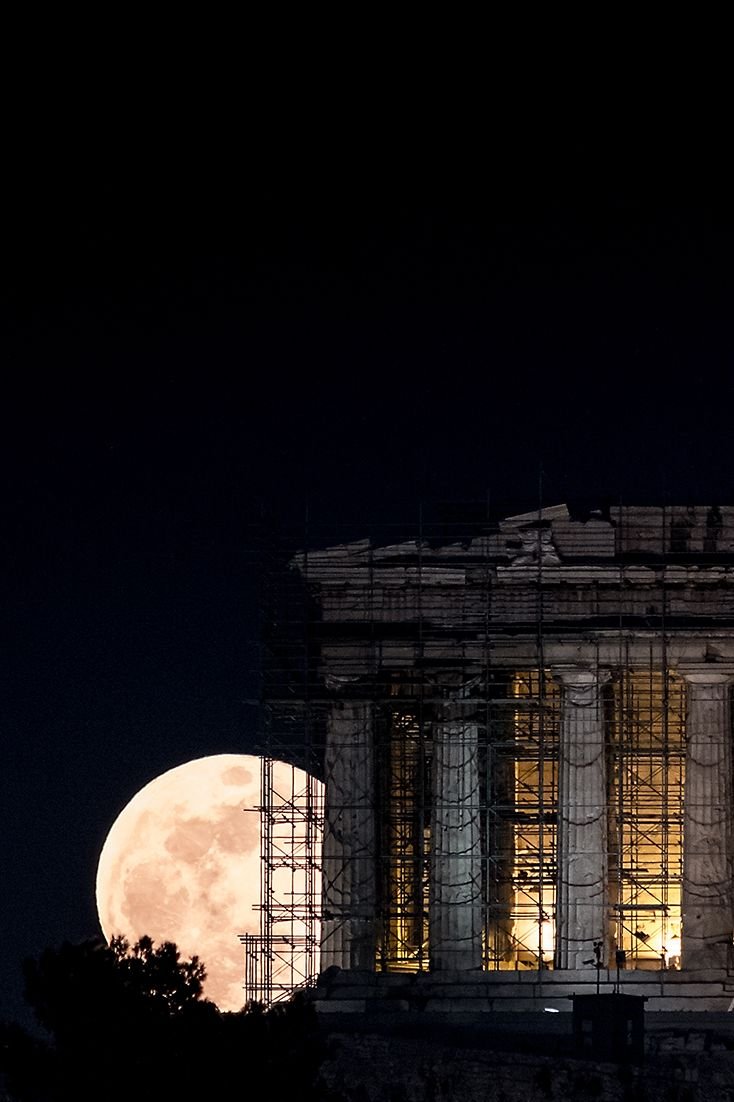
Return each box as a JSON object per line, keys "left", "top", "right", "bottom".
{"left": 429, "top": 952, "right": 483, "bottom": 972}
{"left": 682, "top": 944, "right": 730, "bottom": 970}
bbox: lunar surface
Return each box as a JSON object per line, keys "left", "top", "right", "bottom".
{"left": 96, "top": 754, "right": 322, "bottom": 1012}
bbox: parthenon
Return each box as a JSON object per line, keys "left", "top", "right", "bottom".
{"left": 256, "top": 504, "right": 734, "bottom": 1010}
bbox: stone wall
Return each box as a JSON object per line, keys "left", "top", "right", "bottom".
{"left": 316, "top": 1029, "right": 734, "bottom": 1102}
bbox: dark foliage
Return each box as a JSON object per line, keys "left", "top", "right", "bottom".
{"left": 1, "top": 936, "right": 323, "bottom": 1102}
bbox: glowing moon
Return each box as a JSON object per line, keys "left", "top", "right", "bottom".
{"left": 96, "top": 754, "right": 321, "bottom": 1012}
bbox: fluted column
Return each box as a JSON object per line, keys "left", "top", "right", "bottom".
{"left": 554, "top": 667, "right": 611, "bottom": 970}
{"left": 429, "top": 683, "right": 483, "bottom": 971}
{"left": 320, "top": 689, "right": 377, "bottom": 971}
{"left": 680, "top": 671, "right": 733, "bottom": 970}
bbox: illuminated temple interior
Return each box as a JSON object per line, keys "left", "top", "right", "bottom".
{"left": 377, "top": 669, "right": 685, "bottom": 974}
{"left": 251, "top": 504, "right": 734, "bottom": 1010}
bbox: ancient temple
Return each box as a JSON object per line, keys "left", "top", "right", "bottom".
{"left": 262, "top": 504, "right": 734, "bottom": 1010}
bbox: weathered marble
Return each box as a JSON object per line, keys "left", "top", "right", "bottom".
{"left": 321, "top": 695, "right": 377, "bottom": 970}
{"left": 554, "top": 667, "right": 611, "bottom": 970}
{"left": 430, "top": 692, "right": 483, "bottom": 971}
{"left": 286, "top": 504, "right": 734, "bottom": 993}
{"left": 680, "top": 671, "right": 733, "bottom": 970}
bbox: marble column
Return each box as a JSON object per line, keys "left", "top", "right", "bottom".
{"left": 320, "top": 693, "right": 377, "bottom": 971}
{"left": 680, "top": 671, "right": 733, "bottom": 970}
{"left": 554, "top": 667, "right": 611, "bottom": 970}
{"left": 430, "top": 687, "right": 483, "bottom": 971}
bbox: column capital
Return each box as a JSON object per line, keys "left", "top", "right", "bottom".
{"left": 552, "top": 667, "right": 612, "bottom": 705}
{"left": 552, "top": 666, "right": 613, "bottom": 685}
{"left": 677, "top": 667, "right": 734, "bottom": 687}
{"left": 324, "top": 672, "right": 370, "bottom": 693}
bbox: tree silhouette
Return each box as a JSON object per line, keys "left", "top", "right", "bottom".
{"left": 1, "top": 936, "right": 325, "bottom": 1102}
{"left": 22, "top": 934, "right": 206, "bottom": 1045}
{"left": 109, "top": 934, "right": 206, "bottom": 1012}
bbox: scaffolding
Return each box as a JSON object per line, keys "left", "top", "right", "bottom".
{"left": 241, "top": 755, "right": 323, "bottom": 1004}
{"left": 245, "top": 502, "right": 734, "bottom": 1003}
{"left": 241, "top": 529, "right": 324, "bottom": 1005}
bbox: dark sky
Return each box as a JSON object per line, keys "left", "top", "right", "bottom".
{"left": 3, "top": 121, "right": 734, "bottom": 1027}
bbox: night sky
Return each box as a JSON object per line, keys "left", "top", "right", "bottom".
{"left": 4, "top": 122, "right": 734, "bottom": 1027}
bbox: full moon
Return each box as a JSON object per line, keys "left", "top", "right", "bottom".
{"left": 96, "top": 754, "right": 322, "bottom": 1012}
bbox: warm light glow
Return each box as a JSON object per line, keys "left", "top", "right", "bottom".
{"left": 639, "top": 925, "right": 681, "bottom": 965}
{"left": 96, "top": 754, "right": 322, "bottom": 1011}
{"left": 664, "top": 933, "right": 682, "bottom": 966}
{"left": 510, "top": 672, "right": 559, "bottom": 968}
{"left": 383, "top": 710, "right": 429, "bottom": 971}
{"left": 513, "top": 916, "right": 556, "bottom": 964}
{"left": 611, "top": 672, "right": 684, "bottom": 967}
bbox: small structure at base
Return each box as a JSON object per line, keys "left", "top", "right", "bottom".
{"left": 572, "top": 993, "right": 647, "bottom": 1062}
